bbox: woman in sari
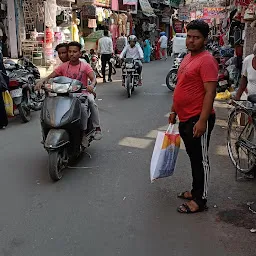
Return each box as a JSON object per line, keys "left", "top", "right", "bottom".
{"left": 143, "top": 36, "right": 151, "bottom": 63}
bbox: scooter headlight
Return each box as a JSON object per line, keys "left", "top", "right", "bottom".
{"left": 52, "top": 82, "right": 70, "bottom": 93}
{"left": 126, "top": 63, "right": 133, "bottom": 69}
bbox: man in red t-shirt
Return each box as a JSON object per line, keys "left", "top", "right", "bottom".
{"left": 169, "top": 20, "right": 218, "bottom": 214}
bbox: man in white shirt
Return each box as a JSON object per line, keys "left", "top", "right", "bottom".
{"left": 235, "top": 43, "right": 256, "bottom": 100}
{"left": 98, "top": 30, "right": 114, "bottom": 83}
{"left": 158, "top": 32, "right": 168, "bottom": 61}
{"left": 120, "top": 35, "right": 144, "bottom": 86}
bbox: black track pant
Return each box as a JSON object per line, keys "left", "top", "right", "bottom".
{"left": 101, "top": 54, "right": 112, "bottom": 80}
{"left": 179, "top": 114, "right": 215, "bottom": 207}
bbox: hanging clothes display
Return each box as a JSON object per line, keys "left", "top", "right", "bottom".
{"left": 88, "top": 19, "right": 97, "bottom": 28}
{"left": 104, "top": 9, "right": 110, "bottom": 19}
{"left": 72, "top": 18, "right": 80, "bottom": 42}
{"left": 45, "top": 0, "right": 57, "bottom": 28}
{"left": 126, "top": 11, "right": 133, "bottom": 36}
{"left": 118, "top": 13, "right": 128, "bottom": 36}
{"left": 110, "top": 12, "right": 119, "bottom": 47}
{"left": 97, "top": 7, "right": 104, "bottom": 23}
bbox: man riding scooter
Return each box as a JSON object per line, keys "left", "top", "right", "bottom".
{"left": 36, "top": 42, "right": 103, "bottom": 146}
{"left": 120, "top": 35, "right": 144, "bottom": 86}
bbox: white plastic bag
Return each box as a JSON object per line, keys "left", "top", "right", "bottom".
{"left": 150, "top": 124, "right": 180, "bottom": 182}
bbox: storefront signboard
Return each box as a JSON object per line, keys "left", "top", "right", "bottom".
{"left": 123, "top": 0, "right": 137, "bottom": 4}
{"left": 203, "top": 7, "right": 224, "bottom": 19}
{"left": 162, "top": 17, "right": 170, "bottom": 23}
{"left": 115, "top": 0, "right": 138, "bottom": 13}
{"left": 94, "top": 0, "right": 111, "bottom": 7}
{"left": 76, "top": 0, "right": 93, "bottom": 5}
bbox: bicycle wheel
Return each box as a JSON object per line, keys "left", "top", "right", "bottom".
{"left": 227, "top": 108, "right": 256, "bottom": 173}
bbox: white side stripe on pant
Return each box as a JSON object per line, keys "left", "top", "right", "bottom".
{"left": 201, "top": 122, "right": 210, "bottom": 199}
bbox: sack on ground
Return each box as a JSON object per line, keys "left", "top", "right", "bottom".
{"left": 2, "top": 91, "right": 14, "bottom": 116}
{"left": 150, "top": 124, "right": 180, "bottom": 182}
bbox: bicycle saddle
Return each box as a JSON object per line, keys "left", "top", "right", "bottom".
{"left": 248, "top": 94, "right": 256, "bottom": 104}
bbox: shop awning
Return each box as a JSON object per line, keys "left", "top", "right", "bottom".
{"left": 138, "top": 0, "right": 156, "bottom": 17}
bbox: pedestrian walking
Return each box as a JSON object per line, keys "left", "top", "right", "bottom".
{"left": 143, "top": 36, "right": 151, "bottom": 63}
{"left": 98, "top": 30, "right": 114, "bottom": 83}
{"left": 155, "top": 36, "right": 161, "bottom": 60}
{"left": 159, "top": 32, "right": 168, "bottom": 60}
{"left": 235, "top": 43, "right": 256, "bottom": 100}
{"left": 169, "top": 20, "right": 218, "bottom": 214}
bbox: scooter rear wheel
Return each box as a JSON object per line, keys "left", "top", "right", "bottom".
{"left": 49, "top": 151, "right": 64, "bottom": 182}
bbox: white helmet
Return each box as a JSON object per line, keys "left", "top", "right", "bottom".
{"left": 128, "top": 35, "right": 137, "bottom": 42}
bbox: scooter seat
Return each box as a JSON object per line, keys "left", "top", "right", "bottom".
{"left": 248, "top": 94, "right": 256, "bottom": 104}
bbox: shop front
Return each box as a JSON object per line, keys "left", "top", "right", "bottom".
{"left": 16, "top": 0, "right": 74, "bottom": 65}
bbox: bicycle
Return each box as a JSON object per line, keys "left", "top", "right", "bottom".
{"left": 227, "top": 95, "right": 256, "bottom": 175}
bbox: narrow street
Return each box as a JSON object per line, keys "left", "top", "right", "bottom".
{"left": 0, "top": 59, "right": 255, "bottom": 256}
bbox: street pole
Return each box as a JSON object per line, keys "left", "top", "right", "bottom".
{"left": 7, "top": 0, "right": 18, "bottom": 58}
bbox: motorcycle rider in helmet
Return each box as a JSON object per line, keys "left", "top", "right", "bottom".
{"left": 120, "top": 35, "right": 144, "bottom": 86}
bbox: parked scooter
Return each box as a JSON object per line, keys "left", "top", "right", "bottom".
{"left": 166, "top": 52, "right": 186, "bottom": 91}
{"left": 122, "top": 58, "right": 140, "bottom": 98}
{"left": 217, "top": 63, "right": 230, "bottom": 93}
{"left": 4, "top": 59, "right": 44, "bottom": 122}
{"left": 40, "top": 76, "right": 96, "bottom": 181}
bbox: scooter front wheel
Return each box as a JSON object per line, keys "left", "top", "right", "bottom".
{"left": 126, "top": 76, "right": 132, "bottom": 98}
{"left": 48, "top": 150, "right": 65, "bottom": 182}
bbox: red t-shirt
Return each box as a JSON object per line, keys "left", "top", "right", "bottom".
{"left": 55, "top": 61, "right": 93, "bottom": 88}
{"left": 173, "top": 51, "right": 218, "bottom": 122}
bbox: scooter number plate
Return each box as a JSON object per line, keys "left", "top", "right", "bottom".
{"left": 125, "top": 69, "right": 135, "bottom": 72}
{"left": 10, "top": 88, "right": 22, "bottom": 98}
{"left": 219, "top": 80, "right": 228, "bottom": 86}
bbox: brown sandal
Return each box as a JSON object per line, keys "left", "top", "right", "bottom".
{"left": 177, "top": 202, "right": 208, "bottom": 214}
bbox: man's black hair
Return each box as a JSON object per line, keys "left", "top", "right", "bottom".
{"left": 186, "top": 20, "right": 210, "bottom": 38}
{"left": 68, "top": 41, "right": 82, "bottom": 50}
{"left": 55, "top": 43, "right": 68, "bottom": 51}
{"left": 104, "top": 30, "right": 109, "bottom": 36}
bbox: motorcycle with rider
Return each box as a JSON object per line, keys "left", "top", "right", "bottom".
{"left": 120, "top": 35, "right": 144, "bottom": 98}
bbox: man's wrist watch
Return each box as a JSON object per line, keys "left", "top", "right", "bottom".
{"left": 170, "top": 111, "right": 176, "bottom": 115}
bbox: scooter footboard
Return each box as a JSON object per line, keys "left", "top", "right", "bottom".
{"left": 44, "top": 129, "right": 70, "bottom": 150}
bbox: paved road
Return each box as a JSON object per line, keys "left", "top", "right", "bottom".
{"left": 0, "top": 59, "right": 256, "bottom": 256}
